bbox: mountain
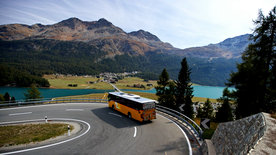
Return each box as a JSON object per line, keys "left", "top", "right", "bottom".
{"left": 214, "top": 34, "right": 252, "bottom": 57}
{"left": 170, "top": 34, "right": 251, "bottom": 59}
{"left": 0, "top": 17, "right": 250, "bottom": 59}
{"left": 0, "top": 18, "right": 173, "bottom": 57}
{"left": 0, "top": 18, "right": 251, "bottom": 86}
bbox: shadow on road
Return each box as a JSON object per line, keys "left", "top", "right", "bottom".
{"left": 91, "top": 107, "right": 149, "bottom": 128}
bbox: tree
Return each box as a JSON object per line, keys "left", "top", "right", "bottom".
{"left": 202, "top": 99, "right": 214, "bottom": 119}
{"left": 164, "top": 81, "right": 177, "bottom": 109}
{"left": 0, "top": 94, "right": 4, "bottom": 103}
{"left": 24, "top": 84, "right": 42, "bottom": 100}
{"left": 228, "top": 6, "right": 276, "bottom": 118}
{"left": 196, "top": 105, "right": 204, "bottom": 118}
{"left": 216, "top": 88, "right": 234, "bottom": 122}
{"left": 11, "top": 96, "right": 16, "bottom": 103}
{"left": 4, "top": 92, "right": 10, "bottom": 101}
{"left": 176, "top": 58, "right": 194, "bottom": 118}
{"left": 155, "top": 68, "right": 170, "bottom": 106}
{"left": 155, "top": 69, "right": 177, "bottom": 109}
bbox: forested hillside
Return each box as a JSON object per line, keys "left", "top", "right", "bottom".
{"left": 0, "top": 64, "right": 49, "bottom": 87}
{"left": 0, "top": 39, "right": 238, "bottom": 86}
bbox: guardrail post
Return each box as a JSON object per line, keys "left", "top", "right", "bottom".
{"left": 45, "top": 116, "right": 48, "bottom": 123}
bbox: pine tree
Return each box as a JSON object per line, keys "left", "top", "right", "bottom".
{"left": 216, "top": 88, "right": 234, "bottom": 122}
{"left": 196, "top": 105, "right": 204, "bottom": 118}
{"left": 176, "top": 58, "right": 194, "bottom": 118}
{"left": 164, "top": 81, "right": 177, "bottom": 109}
{"left": 155, "top": 68, "right": 170, "bottom": 106}
{"left": 228, "top": 6, "right": 276, "bottom": 118}
{"left": 4, "top": 92, "right": 10, "bottom": 101}
{"left": 202, "top": 98, "right": 214, "bottom": 119}
{"left": 11, "top": 96, "right": 16, "bottom": 103}
{"left": 24, "top": 84, "right": 42, "bottom": 100}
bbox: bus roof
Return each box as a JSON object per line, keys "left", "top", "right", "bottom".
{"left": 108, "top": 92, "right": 156, "bottom": 104}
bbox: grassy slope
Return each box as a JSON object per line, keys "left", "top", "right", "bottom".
{"left": 115, "top": 77, "right": 157, "bottom": 90}
{"left": 0, "top": 123, "right": 73, "bottom": 147}
{"left": 44, "top": 75, "right": 113, "bottom": 89}
{"left": 44, "top": 75, "right": 156, "bottom": 90}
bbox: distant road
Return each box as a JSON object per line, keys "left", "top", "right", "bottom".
{"left": 0, "top": 103, "right": 190, "bottom": 155}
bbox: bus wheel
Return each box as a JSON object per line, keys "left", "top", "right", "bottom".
{"left": 112, "top": 105, "right": 114, "bottom": 109}
{"left": 128, "top": 113, "right": 132, "bottom": 119}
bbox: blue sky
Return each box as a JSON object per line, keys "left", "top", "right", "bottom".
{"left": 0, "top": 0, "right": 275, "bottom": 48}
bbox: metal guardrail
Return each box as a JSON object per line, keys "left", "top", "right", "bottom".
{"left": 156, "top": 105, "right": 203, "bottom": 141}
{"left": 0, "top": 98, "right": 108, "bottom": 107}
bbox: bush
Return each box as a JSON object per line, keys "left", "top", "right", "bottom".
{"left": 202, "top": 129, "right": 216, "bottom": 139}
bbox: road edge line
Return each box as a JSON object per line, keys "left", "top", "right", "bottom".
{"left": 158, "top": 114, "right": 192, "bottom": 155}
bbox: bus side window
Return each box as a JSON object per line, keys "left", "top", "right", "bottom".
{"left": 132, "top": 101, "right": 140, "bottom": 110}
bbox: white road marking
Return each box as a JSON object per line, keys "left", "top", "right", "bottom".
{"left": 134, "top": 127, "right": 137, "bottom": 137}
{"left": 108, "top": 112, "right": 122, "bottom": 117}
{"left": 0, "top": 118, "right": 91, "bottom": 155}
{"left": 158, "top": 114, "right": 192, "bottom": 155}
{"left": 9, "top": 112, "right": 32, "bottom": 116}
{"left": 66, "top": 109, "right": 84, "bottom": 111}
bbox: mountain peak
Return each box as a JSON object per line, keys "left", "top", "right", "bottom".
{"left": 215, "top": 33, "right": 252, "bottom": 56}
{"left": 57, "top": 17, "right": 83, "bottom": 29}
{"left": 129, "top": 29, "right": 160, "bottom": 41}
{"left": 97, "top": 18, "right": 112, "bottom": 26}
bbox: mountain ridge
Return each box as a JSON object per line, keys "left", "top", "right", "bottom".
{"left": 0, "top": 17, "right": 251, "bottom": 86}
{"left": 0, "top": 17, "right": 173, "bottom": 57}
{"left": 0, "top": 17, "right": 250, "bottom": 58}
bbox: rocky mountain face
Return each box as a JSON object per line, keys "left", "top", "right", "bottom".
{"left": 214, "top": 34, "right": 252, "bottom": 57}
{"left": 0, "top": 17, "right": 250, "bottom": 58}
{"left": 170, "top": 34, "right": 251, "bottom": 59}
{"left": 0, "top": 18, "right": 251, "bottom": 86}
{"left": 0, "top": 18, "right": 173, "bottom": 57}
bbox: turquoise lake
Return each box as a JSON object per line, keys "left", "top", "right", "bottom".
{"left": 0, "top": 86, "right": 235, "bottom": 100}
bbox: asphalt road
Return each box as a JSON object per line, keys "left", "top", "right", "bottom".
{"left": 0, "top": 103, "right": 190, "bottom": 155}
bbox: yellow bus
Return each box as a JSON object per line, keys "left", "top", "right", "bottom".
{"left": 108, "top": 92, "right": 156, "bottom": 122}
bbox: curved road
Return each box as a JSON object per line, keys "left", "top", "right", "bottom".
{"left": 0, "top": 103, "right": 190, "bottom": 155}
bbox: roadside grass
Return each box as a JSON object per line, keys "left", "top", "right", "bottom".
{"left": 0, "top": 123, "right": 73, "bottom": 147}
{"left": 194, "top": 119, "right": 218, "bottom": 139}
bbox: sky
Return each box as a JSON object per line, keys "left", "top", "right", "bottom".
{"left": 0, "top": 0, "right": 275, "bottom": 49}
